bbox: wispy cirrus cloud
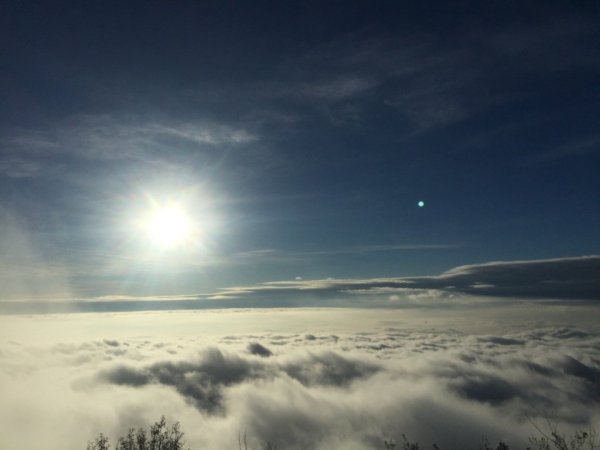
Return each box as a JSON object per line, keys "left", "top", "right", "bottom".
{"left": 0, "top": 114, "right": 258, "bottom": 179}
{"left": 256, "top": 14, "right": 600, "bottom": 131}
{"left": 521, "top": 135, "right": 600, "bottom": 166}
{"left": 215, "top": 243, "right": 458, "bottom": 266}
{"left": 268, "top": 34, "right": 479, "bottom": 128}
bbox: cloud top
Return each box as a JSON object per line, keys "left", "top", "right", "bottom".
{"left": 2, "top": 320, "right": 599, "bottom": 449}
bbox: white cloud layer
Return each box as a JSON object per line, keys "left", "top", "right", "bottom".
{"left": 1, "top": 309, "right": 599, "bottom": 450}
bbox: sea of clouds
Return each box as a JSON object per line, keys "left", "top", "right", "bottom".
{"left": 1, "top": 309, "right": 599, "bottom": 450}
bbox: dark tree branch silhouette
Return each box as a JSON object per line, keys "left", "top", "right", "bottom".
{"left": 86, "top": 416, "right": 598, "bottom": 450}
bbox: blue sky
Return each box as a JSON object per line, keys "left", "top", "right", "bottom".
{"left": 1, "top": 1, "right": 599, "bottom": 305}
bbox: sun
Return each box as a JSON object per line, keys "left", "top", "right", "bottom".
{"left": 143, "top": 204, "right": 193, "bottom": 248}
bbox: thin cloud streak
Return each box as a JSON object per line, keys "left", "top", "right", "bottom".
{"left": 1, "top": 255, "right": 596, "bottom": 315}
{"left": 212, "top": 255, "right": 600, "bottom": 302}
{"left": 216, "top": 244, "right": 459, "bottom": 266}
{"left": 1, "top": 114, "right": 258, "bottom": 177}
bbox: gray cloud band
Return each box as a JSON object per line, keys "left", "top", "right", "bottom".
{"left": 1, "top": 255, "right": 597, "bottom": 315}
{"left": 214, "top": 255, "right": 600, "bottom": 302}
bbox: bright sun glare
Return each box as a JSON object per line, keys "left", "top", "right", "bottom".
{"left": 144, "top": 205, "right": 193, "bottom": 248}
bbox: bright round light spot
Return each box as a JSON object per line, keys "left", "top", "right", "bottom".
{"left": 145, "top": 206, "right": 192, "bottom": 248}
{"left": 418, "top": 201, "right": 425, "bottom": 208}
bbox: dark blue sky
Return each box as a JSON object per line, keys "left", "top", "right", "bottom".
{"left": 1, "top": 1, "right": 599, "bottom": 301}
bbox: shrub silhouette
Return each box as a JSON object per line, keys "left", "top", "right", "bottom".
{"left": 86, "top": 416, "right": 597, "bottom": 450}
{"left": 525, "top": 429, "right": 597, "bottom": 450}
{"left": 86, "top": 416, "right": 189, "bottom": 450}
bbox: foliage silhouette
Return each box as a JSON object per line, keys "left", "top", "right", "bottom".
{"left": 86, "top": 416, "right": 598, "bottom": 450}
{"left": 86, "top": 416, "right": 189, "bottom": 450}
